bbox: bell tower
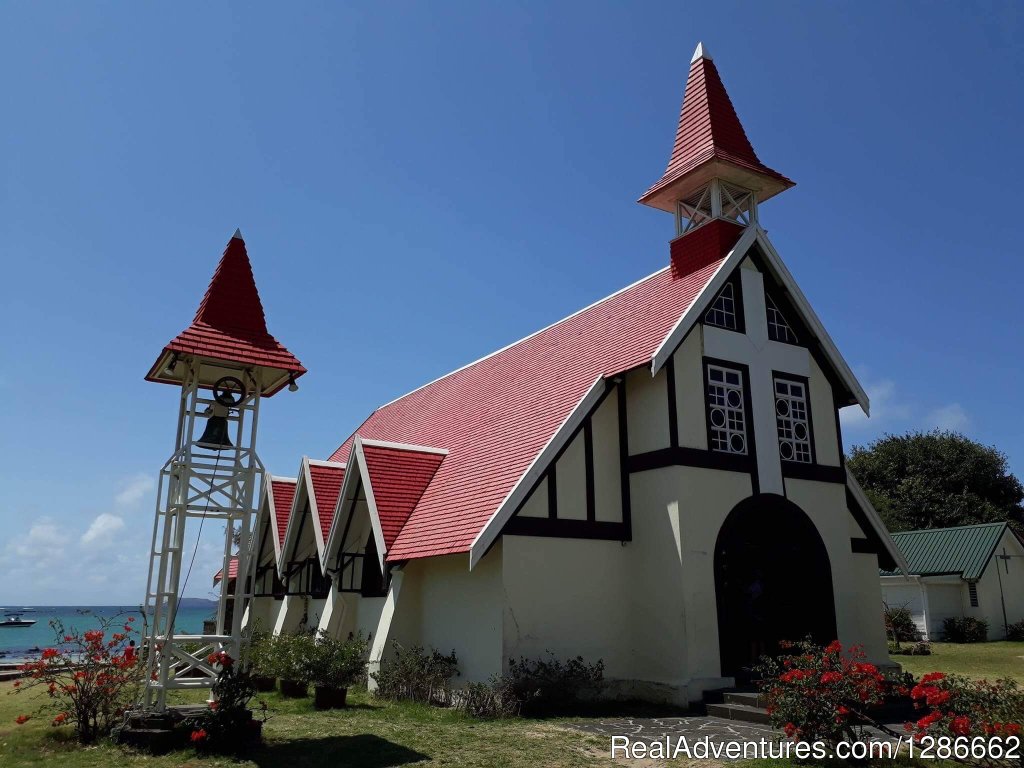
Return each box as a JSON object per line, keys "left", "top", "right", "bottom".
{"left": 639, "top": 43, "right": 794, "bottom": 236}
{"left": 140, "top": 230, "right": 305, "bottom": 711}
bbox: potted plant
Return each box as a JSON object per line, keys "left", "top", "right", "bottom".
{"left": 310, "top": 632, "right": 369, "bottom": 709}
{"left": 246, "top": 630, "right": 276, "bottom": 692}
{"left": 275, "top": 632, "right": 314, "bottom": 698}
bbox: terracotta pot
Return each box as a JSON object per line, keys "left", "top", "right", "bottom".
{"left": 252, "top": 675, "right": 276, "bottom": 692}
{"left": 279, "top": 679, "right": 309, "bottom": 697}
{"left": 314, "top": 685, "right": 348, "bottom": 710}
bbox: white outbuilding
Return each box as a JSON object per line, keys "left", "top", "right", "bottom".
{"left": 880, "top": 522, "right": 1024, "bottom": 641}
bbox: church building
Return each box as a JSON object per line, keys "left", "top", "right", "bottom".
{"left": 243, "top": 43, "right": 907, "bottom": 705}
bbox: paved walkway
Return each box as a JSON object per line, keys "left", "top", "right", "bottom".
{"left": 570, "top": 715, "right": 775, "bottom": 746}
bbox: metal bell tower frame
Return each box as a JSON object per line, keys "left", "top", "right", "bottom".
{"left": 139, "top": 230, "right": 305, "bottom": 712}
{"left": 141, "top": 361, "right": 263, "bottom": 709}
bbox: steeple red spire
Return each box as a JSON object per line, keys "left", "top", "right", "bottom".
{"left": 146, "top": 230, "right": 306, "bottom": 396}
{"left": 639, "top": 43, "right": 794, "bottom": 213}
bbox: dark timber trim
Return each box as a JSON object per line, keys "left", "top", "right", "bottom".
{"left": 846, "top": 487, "right": 898, "bottom": 571}
{"left": 666, "top": 356, "right": 679, "bottom": 449}
{"left": 500, "top": 380, "right": 630, "bottom": 543}
{"left": 628, "top": 446, "right": 753, "bottom": 475}
{"left": 850, "top": 538, "right": 877, "bottom": 554}
{"left": 781, "top": 462, "right": 846, "bottom": 484}
{"left": 504, "top": 516, "right": 629, "bottom": 541}
{"left": 584, "top": 419, "right": 595, "bottom": 521}
{"left": 617, "top": 378, "right": 632, "bottom": 539}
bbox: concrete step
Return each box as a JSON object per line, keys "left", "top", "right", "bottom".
{"left": 724, "top": 690, "right": 765, "bottom": 708}
{"left": 705, "top": 702, "right": 772, "bottom": 725}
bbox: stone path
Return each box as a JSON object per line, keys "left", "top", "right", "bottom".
{"left": 570, "top": 715, "right": 775, "bottom": 746}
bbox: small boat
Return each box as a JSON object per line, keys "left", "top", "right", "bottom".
{"left": 0, "top": 613, "right": 37, "bottom": 628}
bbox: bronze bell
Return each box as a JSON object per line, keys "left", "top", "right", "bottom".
{"left": 197, "top": 405, "right": 233, "bottom": 450}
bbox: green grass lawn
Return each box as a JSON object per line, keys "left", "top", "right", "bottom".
{"left": 893, "top": 641, "right": 1024, "bottom": 682}
{"left": 0, "top": 681, "right": 623, "bottom": 768}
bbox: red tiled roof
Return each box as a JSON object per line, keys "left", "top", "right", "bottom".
{"left": 146, "top": 233, "right": 306, "bottom": 396}
{"left": 213, "top": 556, "right": 239, "bottom": 585}
{"left": 308, "top": 462, "right": 345, "bottom": 545}
{"left": 640, "top": 50, "right": 793, "bottom": 205}
{"left": 329, "top": 238, "right": 731, "bottom": 562}
{"left": 361, "top": 443, "right": 446, "bottom": 550}
{"left": 270, "top": 478, "right": 297, "bottom": 550}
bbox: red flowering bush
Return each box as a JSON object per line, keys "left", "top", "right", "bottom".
{"left": 758, "top": 639, "right": 887, "bottom": 746}
{"left": 8, "top": 613, "right": 141, "bottom": 743}
{"left": 905, "top": 672, "right": 1024, "bottom": 745}
{"left": 183, "top": 651, "right": 267, "bottom": 752}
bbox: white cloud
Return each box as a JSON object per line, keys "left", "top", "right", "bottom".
{"left": 81, "top": 513, "right": 126, "bottom": 548}
{"left": 115, "top": 474, "right": 155, "bottom": 508}
{"left": 2, "top": 519, "right": 69, "bottom": 569}
{"left": 928, "top": 403, "right": 970, "bottom": 432}
{"left": 840, "top": 379, "right": 912, "bottom": 431}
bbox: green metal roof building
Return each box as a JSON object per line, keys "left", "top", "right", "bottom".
{"left": 880, "top": 522, "right": 1024, "bottom": 641}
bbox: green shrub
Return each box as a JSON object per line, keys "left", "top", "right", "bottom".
{"left": 245, "top": 629, "right": 275, "bottom": 679}
{"left": 942, "top": 617, "right": 988, "bottom": 643}
{"left": 310, "top": 631, "right": 369, "bottom": 689}
{"left": 371, "top": 643, "right": 459, "bottom": 704}
{"left": 273, "top": 632, "right": 316, "bottom": 682}
{"left": 507, "top": 653, "right": 604, "bottom": 715}
{"left": 454, "top": 677, "right": 522, "bottom": 719}
{"left": 883, "top": 603, "right": 922, "bottom": 643}
{"left": 1006, "top": 620, "right": 1024, "bottom": 642}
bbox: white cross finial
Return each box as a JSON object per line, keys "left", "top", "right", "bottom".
{"left": 691, "top": 42, "right": 711, "bottom": 63}
{"left": 232, "top": 228, "right": 243, "bottom": 240}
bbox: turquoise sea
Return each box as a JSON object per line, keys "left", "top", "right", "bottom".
{"left": 0, "top": 605, "right": 214, "bottom": 663}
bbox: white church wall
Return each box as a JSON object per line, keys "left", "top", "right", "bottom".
{"left": 784, "top": 478, "right": 889, "bottom": 663}
{"left": 923, "top": 582, "right": 965, "bottom": 638}
{"left": 396, "top": 548, "right": 504, "bottom": 684}
{"left": 673, "top": 329, "right": 707, "bottom": 450}
{"left": 556, "top": 433, "right": 588, "bottom": 521}
{"left": 808, "top": 357, "right": 841, "bottom": 467}
{"left": 626, "top": 366, "right": 670, "bottom": 455}
{"left": 517, "top": 477, "right": 548, "bottom": 518}
{"left": 665, "top": 466, "right": 753, "bottom": 687}
{"left": 592, "top": 388, "right": 623, "bottom": 522}
{"left": 245, "top": 597, "right": 278, "bottom": 633}
{"left": 500, "top": 535, "right": 643, "bottom": 692}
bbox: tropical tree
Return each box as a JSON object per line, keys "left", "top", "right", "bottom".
{"left": 847, "top": 430, "right": 1023, "bottom": 533}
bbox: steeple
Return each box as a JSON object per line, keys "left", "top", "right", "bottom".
{"left": 639, "top": 43, "right": 794, "bottom": 235}
{"left": 145, "top": 230, "right": 306, "bottom": 397}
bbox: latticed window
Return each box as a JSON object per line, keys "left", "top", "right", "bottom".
{"left": 775, "top": 377, "right": 812, "bottom": 463}
{"left": 969, "top": 582, "right": 979, "bottom": 607}
{"left": 766, "top": 293, "right": 798, "bottom": 344}
{"left": 705, "top": 282, "right": 738, "bottom": 331}
{"left": 706, "top": 364, "right": 747, "bottom": 454}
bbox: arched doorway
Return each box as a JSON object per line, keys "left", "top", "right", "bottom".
{"left": 714, "top": 494, "right": 837, "bottom": 678}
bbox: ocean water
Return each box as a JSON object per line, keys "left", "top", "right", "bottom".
{"left": 0, "top": 605, "right": 214, "bottom": 663}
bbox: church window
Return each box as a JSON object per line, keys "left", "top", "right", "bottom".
{"left": 706, "top": 364, "right": 748, "bottom": 455}
{"left": 968, "top": 582, "right": 979, "bottom": 607}
{"left": 766, "top": 293, "right": 799, "bottom": 344}
{"left": 705, "top": 282, "right": 739, "bottom": 331}
{"left": 774, "top": 377, "right": 812, "bottom": 463}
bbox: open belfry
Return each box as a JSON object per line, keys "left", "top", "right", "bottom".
{"left": 138, "top": 230, "right": 304, "bottom": 713}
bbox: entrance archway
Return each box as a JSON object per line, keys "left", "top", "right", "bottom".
{"left": 714, "top": 494, "right": 837, "bottom": 677}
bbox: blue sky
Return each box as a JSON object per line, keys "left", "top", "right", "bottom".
{"left": 1, "top": 2, "right": 1021, "bottom": 604}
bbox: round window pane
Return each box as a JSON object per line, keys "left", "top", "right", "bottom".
{"left": 727, "top": 390, "right": 741, "bottom": 408}
{"left": 730, "top": 434, "right": 745, "bottom": 453}
{"left": 710, "top": 408, "right": 726, "bottom": 428}
{"left": 780, "top": 440, "right": 794, "bottom": 460}
{"left": 776, "top": 398, "right": 790, "bottom": 416}
{"left": 794, "top": 423, "right": 808, "bottom": 440}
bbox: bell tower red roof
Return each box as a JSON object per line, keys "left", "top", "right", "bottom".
{"left": 145, "top": 230, "right": 306, "bottom": 396}
{"left": 639, "top": 43, "right": 794, "bottom": 213}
